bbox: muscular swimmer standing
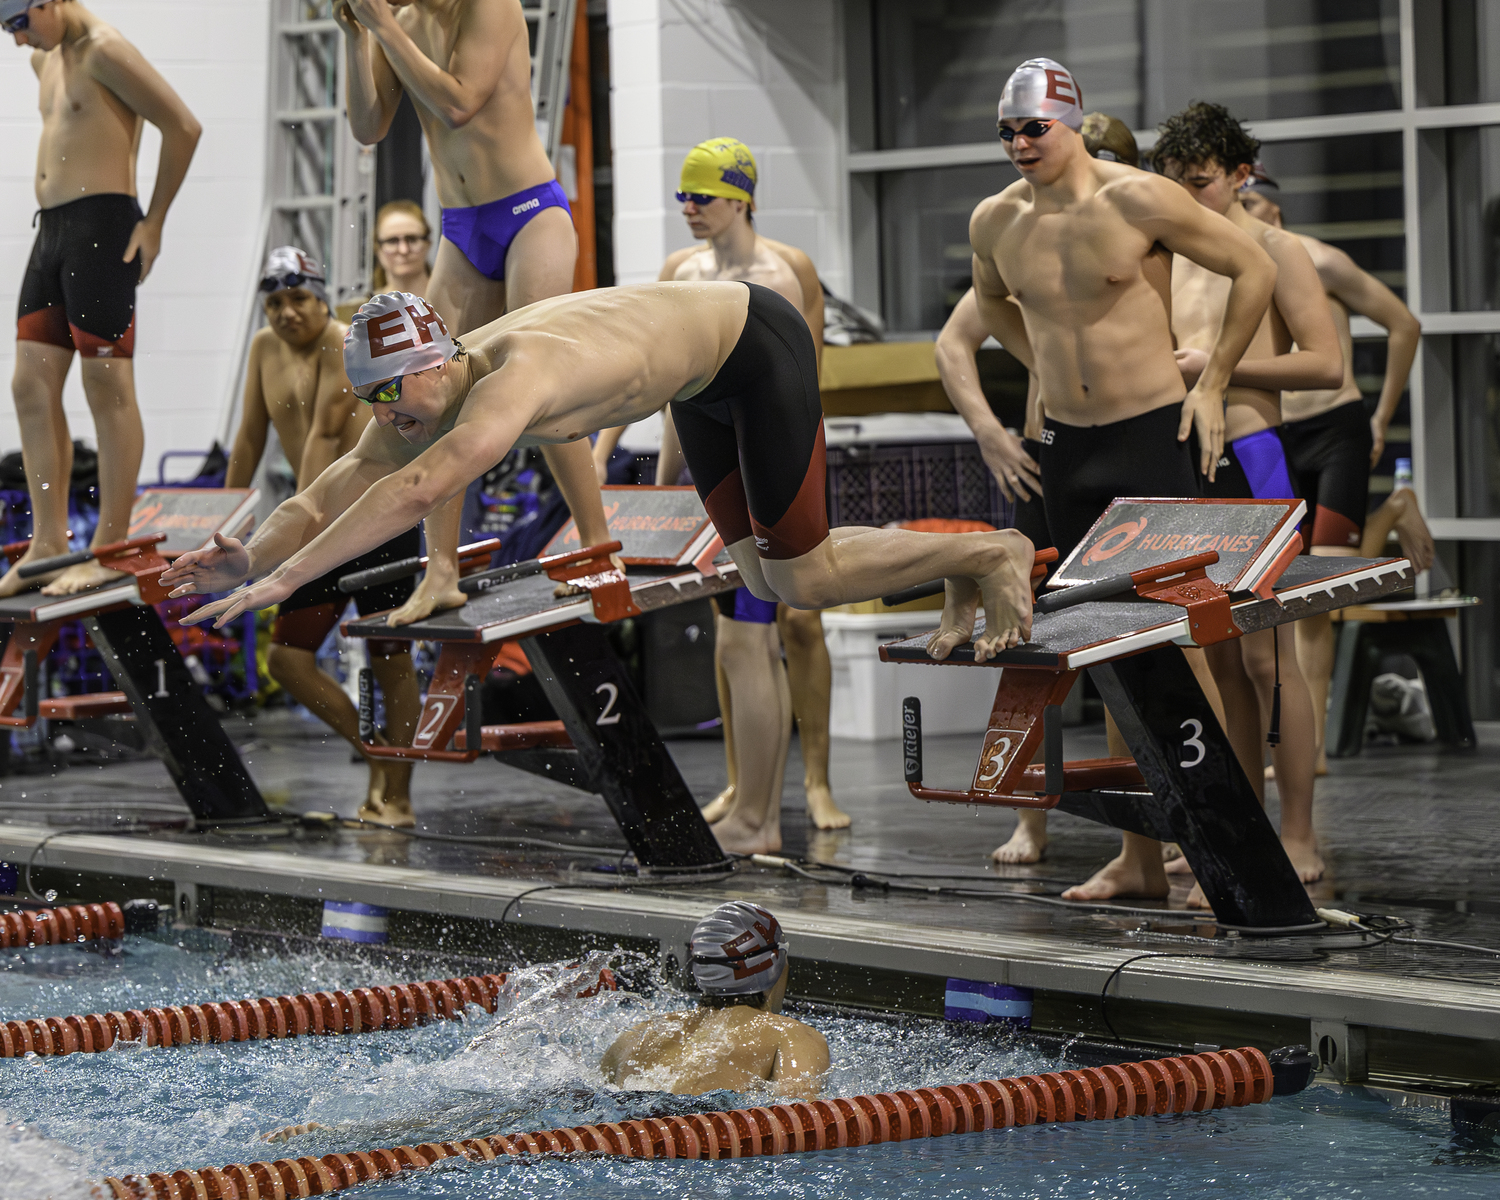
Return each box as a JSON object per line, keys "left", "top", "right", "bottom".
{"left": 337, "top": 0, "right": 609, "bottom": 625}
{"left": 160, "top": 286, "right": 1038, "bottom": 752}
{"left": 3, "top": 0, "right": 200, "bottom": 597}
{"left": 938, "top": 111, "right": 1144, "bottom": 867}
{"left": 598, "top": 139, "right": 848, "bottom": 850}
{"left": 226, "top": 249, "right": 424, "bottom": 828}
{"left": 1155, "top": 103, "right": 1344, "bottom": 886}
{"left": 601, "top": 902, "right": 828, "bottom": 1099}
{"left": 968, "top": 59, "right": 1276, "bottom": 901}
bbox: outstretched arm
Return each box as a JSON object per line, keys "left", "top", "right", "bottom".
{"left": 91, "top": 34, "right": 202, "bottom": 282}
{"left": 1315, "top": 242, "right": 1422, "bottom": 465}
{"left": 936, "top": 288, "right": 1039, "bottom": 502}
{"left": 1125, "top": 176, "right": 1277, "bottom": 478}
{"left": 344, "top": 0, "right": 514, "bottom": 129}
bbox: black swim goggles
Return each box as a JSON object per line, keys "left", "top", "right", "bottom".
{"left": 997, "top": 118, "right": 1059, "bottom": 142}
{"left": 675, "top": 191, "right": 721, "bottom": 205}
{"left": 259, "top": 271, "right": 322, "bottom": 294}
{"left": 355, "top": 375, "right": 405, "bottom": 406}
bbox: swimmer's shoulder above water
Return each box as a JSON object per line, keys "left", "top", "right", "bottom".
{"left": 600, "top": 902, "right": 829, "bottom": 1100}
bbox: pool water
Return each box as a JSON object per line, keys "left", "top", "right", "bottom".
{"left": 0, "top": 935, "right": 1496, "bottom": 1199}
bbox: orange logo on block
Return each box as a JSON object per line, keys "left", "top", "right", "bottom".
{"left": 1081, "top": 516, "right": 1148, "bottom": 565}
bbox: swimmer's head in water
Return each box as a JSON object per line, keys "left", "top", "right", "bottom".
{"left": 690, "top": 901, "right": 787, "bottom": 998}
{"left": 997, "top": 58, "right": 1084, "bottom": 133}
{"left": 344, "top": 292, "right": 457, "bottom": 388}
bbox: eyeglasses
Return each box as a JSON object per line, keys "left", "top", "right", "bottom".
{"left": 378, "top": 235, "right": 429, "bottom": 250}
{"left": 259, "top": 272, "right": 321, "bottom": 294}
{"left": 356, "top": 375, "right": 404, "bottom": 406}
{"left": 675, "top": 192, "right": 719, "bottom": 206}
{"left": 997, "top": 119, "right": 1059, "bottom": 142}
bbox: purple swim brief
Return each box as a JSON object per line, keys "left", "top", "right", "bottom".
{"left": 440, "top": 179, "right": 571, "bottom": 282}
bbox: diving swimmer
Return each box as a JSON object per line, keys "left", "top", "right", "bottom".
{"left": 160, "top": 286, "right": 1037, "bottom": 680}
{"left": 600, "top": 902, "right": 828, "bottom": 1099}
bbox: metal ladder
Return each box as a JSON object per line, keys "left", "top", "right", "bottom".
{"left": 220, "top": 0, "right": 577, "bottom": 447}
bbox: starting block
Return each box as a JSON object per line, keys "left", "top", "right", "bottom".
{"left": 881, "top": 498, "right": 1415, "bottom": 930}
{"left": 0, "top": 489, "right": 267, "bottom": 821}
{"left": 341, "top": 488, "right": 739, "bottom": 872}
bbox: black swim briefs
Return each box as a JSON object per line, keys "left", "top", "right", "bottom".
{"left": 1277, "top": 398, "right": 1372, "bottom": 549}
{"left": 17, "top": 194, "right": 143, "bottom": 358}
{"left": 1038, "top": 402, "right": 1199, "bottom": 562}
{"left": 671, "top": 282, "right": 828, "bottom": 560}
{"left": 272, "top": 527, "right": 422, "bottom": 655}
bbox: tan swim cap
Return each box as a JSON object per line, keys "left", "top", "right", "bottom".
{"left": 343, "top": 292, "right": 457, "bottom": 387}
{"left": 689, "top": 901, "right": 787, "bottom": 996}
{"left": 997, "top": 58, "right": 1085, "bottom": 132}
{"left": 1080, "top": 112, "right": 1139, "bottom": 167}
{"left": 678, "top": 138, "right": 758, "bottom": 205}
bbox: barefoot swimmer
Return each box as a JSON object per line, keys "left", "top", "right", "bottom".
{"left": 161, "top": 284, "right": 1037, "bottom": 665}
{"left": 600, "top": 902, "right": 829, "bottom": 1099}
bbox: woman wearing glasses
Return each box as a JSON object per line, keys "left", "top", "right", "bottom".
{"left": 371, "top": 201, "right": 433, "bottom": 298}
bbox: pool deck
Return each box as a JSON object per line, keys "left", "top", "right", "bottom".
{"left": 0, "top": 709, "right": 1496, "bottom": 1085}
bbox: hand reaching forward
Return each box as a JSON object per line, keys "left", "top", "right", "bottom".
{"left": 176, "top": 573, "right": 298, "bottom": 629}
{"left": 161, "top": 533, "right": 252, "bottom": 598}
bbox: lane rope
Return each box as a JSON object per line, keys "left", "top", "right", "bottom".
{"left": 0, "top": 969, "right": 617, "bottom": 1059}
{"left": 0, "top": 900, "right": 125, "bottom": 949}
{"left": 99, "top": 1046, "right": 1274, "bottom": 1196}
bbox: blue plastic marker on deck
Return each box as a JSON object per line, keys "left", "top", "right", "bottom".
{"left": 321, "top": 900, "right": 389, "bottom": 944}
{"left": 945, "top": 979, "right": 1032, "bottom": 1027}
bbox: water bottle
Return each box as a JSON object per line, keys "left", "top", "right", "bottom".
{"left": 1394, "top": 457, "right": 1413, "bottom": 490}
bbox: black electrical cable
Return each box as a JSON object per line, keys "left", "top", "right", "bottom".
{"left": 1391, "top": 935, "right": 1500, "bottom": 957}
{"left": 336, "top": 817, "right": 627, "bottom": 859}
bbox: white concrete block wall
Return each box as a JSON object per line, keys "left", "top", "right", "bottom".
{"left": 0, "top": 0, "right": 269, "bottom": 481}
{"left": 609, "top": 0, "right": 848, "bottom": 297}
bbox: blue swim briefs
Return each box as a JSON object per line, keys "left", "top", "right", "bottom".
{"left": 440, "top": 179, "right": 571, "bottom": 282}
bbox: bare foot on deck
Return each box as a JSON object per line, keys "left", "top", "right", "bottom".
{"left": 712, "top": 814, "right": 781, "bottom": 856}
{"left": 1061, "top": 852, "right": 1169, "bottom": 901}
{"left": 992, "top": 810, "right": 1047, "bottom": 863}
{"left": 805, "top": 782, "right": 850, "bottom": 830}
{"left": 1163, "top": 843, "right": 1195, "bottom": 875}
{"left": 1185, "top": 882, "right": 1211, "bottom": 910}
{"left": 1281, "top": 833, "right": 1325, "bottom": 883}
{"left": 356, "top": 795, "right": 415, "bottom": 829}
{"left": 700, "top": 785, "right": 735, "bottom": 824}
{"left": 41, "top": 558, "right": 126, "bottom": 596}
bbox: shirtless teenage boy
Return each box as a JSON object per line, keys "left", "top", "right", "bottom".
{"left": 596, "top": 139, "right": 847, "bottom": 848}
{"left": 337, "top": 0, "right": 603, "bottom": 625}
{"left": 601, "top": 902, "right": 828, "bottom": 1098}
{"left": 160, "top": 286, "right": 1038, "bottom": 801}
{"left": 1155, "top": 102, "right": 1344, "bottom": 885}
{"left": 227, "top": 249, "right": 423, "bottom": 827}
{"left": 3, "top": 0, "right": 200, "bottom": 597}
{"left": 1239, "top": 186, "right": 1427, "bottom": 771}
{"left": 938, "top": 111, "right": 1144, "bottom": 866}
{"left": 969, "top": 59, "right": 1276, "bottom": 901}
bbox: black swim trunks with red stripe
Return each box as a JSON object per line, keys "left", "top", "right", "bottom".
{"left": 17, "top": 193, "right": 143, "bottom": 359}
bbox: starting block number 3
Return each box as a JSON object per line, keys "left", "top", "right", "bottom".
{"left": 1179, "top": 718, "right": 1206, "bottom": 768}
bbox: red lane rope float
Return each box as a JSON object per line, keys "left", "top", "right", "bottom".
{"left": 0, "top": 968, "right": 618, "bottom": 1060}
{"left": 0, "top": 901, "right": 125, "bottom": 950}
{"left": 100, "top": 1047, "right": 1274, "bottom": 1197}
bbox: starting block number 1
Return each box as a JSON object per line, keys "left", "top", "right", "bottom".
{"left": 153, "top": 658, "right": 169, "bottom": 698}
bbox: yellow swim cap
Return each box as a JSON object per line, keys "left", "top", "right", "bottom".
{"left": 678, "top": 137, "right": 758, "bottom": 205}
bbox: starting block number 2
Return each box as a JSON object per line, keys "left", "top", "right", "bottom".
{"left": 594, "top": 682, "right": 622, "bottom": 726}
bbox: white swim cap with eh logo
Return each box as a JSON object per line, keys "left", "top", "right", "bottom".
{"left": 997, "top": 57, "right": 1085, "bottom": 132}
{"left": 689, "top": 901, "right": 788, "bottom": 997}
{"left": 343, "top": 292, "right": 458, "bottom": 388}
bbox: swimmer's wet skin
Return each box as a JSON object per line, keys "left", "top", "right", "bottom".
{"left": 600, "top": 902, "right": 829, "bottom": 1100}
{"left": 159, "top": 283, "right": 1035, "bottom": 660}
